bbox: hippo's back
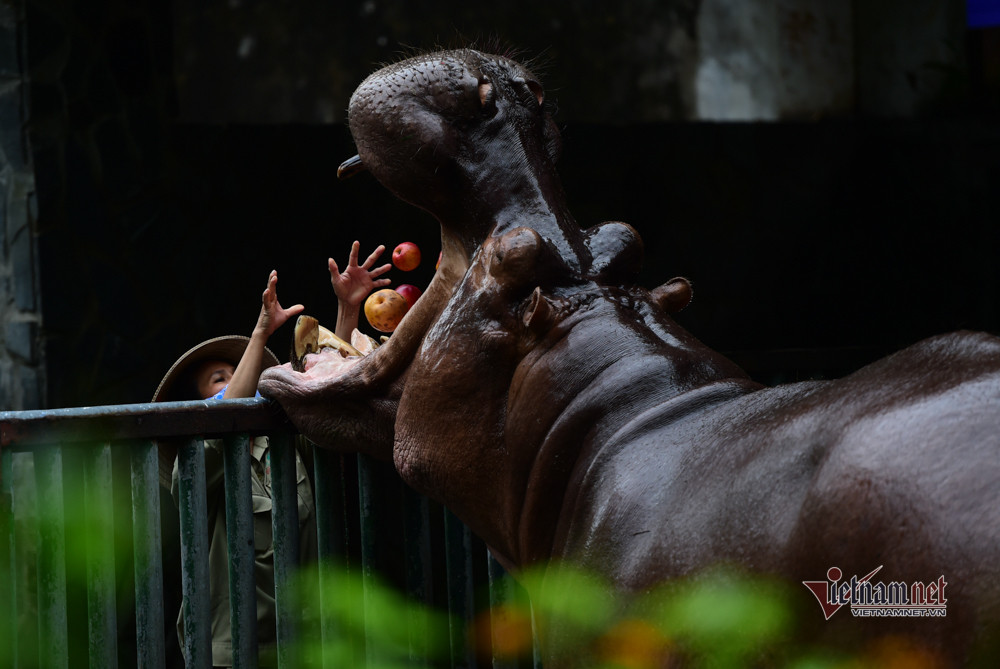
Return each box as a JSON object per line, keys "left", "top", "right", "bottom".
{"left": 564, "top": 331, "right": 1000, "bottom": 583}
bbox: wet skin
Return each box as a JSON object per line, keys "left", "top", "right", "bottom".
{"left": 259, "top": 49, "right": 1000, "bottom": 664}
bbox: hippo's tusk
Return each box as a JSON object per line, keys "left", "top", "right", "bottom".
{"left": 337, "top": 154, "right": 367, "bottom": 180}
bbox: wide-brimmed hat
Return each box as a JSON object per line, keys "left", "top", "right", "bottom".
{"left": 152, "top": 335, "right": 280, "bottom": 402}
{"left": 153, "top": 335, "right": 280, "bottom": 487}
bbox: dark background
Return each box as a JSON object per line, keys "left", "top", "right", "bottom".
{"left": 22, "top": 0, "right": 1000, "bottom": 407}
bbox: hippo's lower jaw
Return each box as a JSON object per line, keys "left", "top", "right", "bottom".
{"left": 257, "top": 344, "right": 395, "bottom": 457}
{"left": 268, "top": 349, "right": 361, "bottom": 394}
{"left": 258, "top": 243, "right": 471, "bottom": 458}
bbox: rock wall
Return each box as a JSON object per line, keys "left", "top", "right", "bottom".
{"left": 0, "top": 0, "right": 42, "bottom": 411}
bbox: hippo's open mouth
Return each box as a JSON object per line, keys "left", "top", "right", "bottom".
{"left": 257, "top": 168, "right": 472, "bottom": 455}
{"left": 287, "top": 348, "right": 361, "bottom": 386}
{"left": 258, "top": 47, "right": 586, "bottom": 456}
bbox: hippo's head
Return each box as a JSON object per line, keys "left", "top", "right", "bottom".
{"left": 260, "top": 49, "right": 648, "bottom": 452}
{"left": 257, "top": 51, "right": 700, "bottom": 557}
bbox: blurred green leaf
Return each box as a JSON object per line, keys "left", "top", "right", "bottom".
{"left": 642, "top": 567, "right": 794, "bottom": 667}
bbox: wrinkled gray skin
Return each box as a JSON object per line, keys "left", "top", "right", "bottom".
{"left": 260, "top": 49, "right": 1000, "bottom": 665}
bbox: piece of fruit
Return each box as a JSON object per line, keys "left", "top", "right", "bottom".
{"left": 392, "top": 242, "right": 421, "bottom": 271}
{"left": 364, "top": 288, "right": 410, "bottom": 333}
{"left": 436, "top": 251, "right": 442, "bottom": 270}
{"left": 395, "top": 283, "right": 422, "bottom": 308}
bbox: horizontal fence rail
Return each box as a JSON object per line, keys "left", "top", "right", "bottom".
{"left": 0, "top": 398, "right": 533, "bottom": 668}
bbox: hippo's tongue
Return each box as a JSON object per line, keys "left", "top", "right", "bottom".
{"left": 338, "top": 154, "right": 367, "bottom": 180}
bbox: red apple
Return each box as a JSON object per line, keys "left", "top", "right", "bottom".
{"left": 364, "top": 288, "right": 409, "bottom": 333}
{"left": 392, "top": 242, "right": 421, "bottom": 271}
{"left": 395, "top": 283, "right": 422, "bottom": 308}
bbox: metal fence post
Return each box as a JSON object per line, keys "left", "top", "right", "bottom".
{"left": 130, "top": 439, "right": 166, "bottom": 669}
{"left": 444, "top": 508, "right": 477, "bottom": 667}
{"left": 177, "top": 438, "right": 213, "bottom": 669}
{"left": 224, "top": 433, "right": 259, "bottom": 669}
{"left": 269, "top": 431, "right": 299, "bottom": 667}
{"left": 34, "top": 446, "right": 68, "bottom": 668}
{"left": 312, "top": 446, "right": 349, "bottom": 667}
{"left": 10, "top": 453, "right": 38, "bottom": 666}
{"left": 356, "top": 454, "right": 379, "bottom": 667}
{"left": 403, "top": 484, "right": 434, "bottom": 667}
{"left": 83, "top": 442, "right": 118, "bottom": 668}
{"left": 1, "top": 449, "right": 17, "bottom": 668}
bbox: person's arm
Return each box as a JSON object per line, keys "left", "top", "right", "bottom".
{"left": 329, "top": 241, "right": 391, "bottom": 341}
{"left": 224, "top": 269, "right": 304, "bottom": 399}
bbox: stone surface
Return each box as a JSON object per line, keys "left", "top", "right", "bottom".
{"left": 0, "top": 0, "right": 42, "bottom": 410}
{"left": 4, "top": 319, "right": 34, "bottom": 362}
{"left": 696, "top": 0, "right": 854, "bottom": 120}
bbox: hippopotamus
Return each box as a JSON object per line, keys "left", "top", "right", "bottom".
{"left": 258, "top": 49, "right": 1000, "bottom": 665}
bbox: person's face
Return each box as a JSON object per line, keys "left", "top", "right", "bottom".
{"left": 194, "top": 359, "right": 235, "bottom": 399}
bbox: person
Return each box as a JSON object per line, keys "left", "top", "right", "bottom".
{"left": 153, "top": 269, "right": 314, "bottom": 667}
{"left": 153, "top": 245, "right": 388, "bottom": 666}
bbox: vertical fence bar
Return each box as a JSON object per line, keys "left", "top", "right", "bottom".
{"left": 11, "top": 453, "right": 38, "bottom": 666}
{"left": 130, "top": 439, "right": 166, "bottom": 669}
{"left": 487, "top": 552, "right": 521, "bottom": 669}
{"left": 530, "top": 605, "right": 543, "bottom": 669}
{"left": 270, "top": 431, "right": 299, "bottom": 667}
{"left": 177, "top": 438, "right": 213, "bottom": 669}
{"left": 1, "top": 449, "right": 15, "bottom": 668}
{"left": 223, "top": 433, "right": 259, "bottom": 669}
{"left": 444, "top": 508, "right": 476, "bottom": 667}
{"left": 356, "top": 453, "right": 384, "bottom": 667}
{"left": 312, "top": 448, "right": 347, "bottom": 563}
{"left": 403, "top": 485, "right": 434, "bottom": 667}
{"left": 34, "top": 446, "right": 68, "bottom": 668}
{"left": 83, "top": 442, "right": 119, "bottom": 668}
{"left": 312, "top": 447, "right": 349, "bottom": 667}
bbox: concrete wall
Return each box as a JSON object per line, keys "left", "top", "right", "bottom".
{"left": 694, "top": 0, "right": 967, "bottom": 120}
{"left": 0, "top": 0, "right": 43, "bottom": 411}
{"left": 169, "top": 0, "right": 970, "bottom": 124}
{"left": 695, "top": 0, "right": 854, "bottom": 120}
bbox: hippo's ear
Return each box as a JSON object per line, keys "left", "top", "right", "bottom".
{"left": 584, "top": 221, "right": 644, "bottom": 284}
{"left": 522, "top": 286, "right": 552, "bottom": 333}
{"left": 650, "top": 277, "right": 693, "bottom": 314}
{"left": 488, "top": 227, "right": 544, "bottom": 290}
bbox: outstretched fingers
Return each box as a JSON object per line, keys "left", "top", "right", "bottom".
{"left": 262, "top": 270, "right": 302, "bottom": 334}
{"left": 361, "top": 243, "right": 386, "bottom": 270}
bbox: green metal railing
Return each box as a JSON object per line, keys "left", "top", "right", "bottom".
{"left": 0, "top": 397, "right": 528, "bottom": 668}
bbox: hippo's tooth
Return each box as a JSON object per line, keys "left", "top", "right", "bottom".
{"left": 350, "top": 328, "right": 380, "bottom": 355}
{"left": 337, "top": 154, "right": 367, "bottom": 180}
{"left": 292, "top": 315, "right": 320, "bottom": 372}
